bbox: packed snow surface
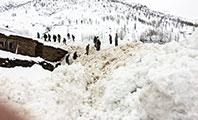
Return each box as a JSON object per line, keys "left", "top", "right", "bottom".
{"left": 0, "top": 30, "right": 198, "bottom": 120}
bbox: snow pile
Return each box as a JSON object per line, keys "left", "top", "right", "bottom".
{"left": 78, "top": 41, "right": 198, "bottom": 119}
{"left": 0, "top": 64, "right": 89, "bottom": 120}
{"left": 0, "top": 65, "right": 50, "bottom": 81}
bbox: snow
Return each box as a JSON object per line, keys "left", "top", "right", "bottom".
{"left": 1, "top": 31, "right": 198, "bottom": 119}
{"left": 0, "top": 50, "right": 44, "bottom": 62}
{"left": 0, "top": 65, "right": 50, "bottom": 83}
{"left": 0, "top": 0, "right": 195, "bottom": 47}
{"left": 0, "top": 0, "right": 30, "bottom": 6}
{"left": 0, "top": 0, "right": 198, "bottom": 120}
{"left": 181, "top": 29, "right": 198, "bottom": 49}
{"left": 0, "top": 64, "right": 88, "bottom": 120}
{"left": 124, "top": 0, "right": 198, "bottom": 20}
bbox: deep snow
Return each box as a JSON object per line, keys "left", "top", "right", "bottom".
{"left": 0, "top": 0, "right": 198, "bottom": 120}
{"left": 0, "top": 30, "right": 198, "bottom": 120}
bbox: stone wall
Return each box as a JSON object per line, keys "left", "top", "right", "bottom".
{"left": 0, "top": 33, "right": 37, "bottom": 57}
{"left": 39, "top": 46, "right": 67, "bottom": 62}
{"left": 10, "top": 35, "right": 38, "bottom": 57}
{"left": 0, "top": 33, "right": 68, "bottom": 62}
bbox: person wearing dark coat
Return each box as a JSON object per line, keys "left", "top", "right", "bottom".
{"left": 85, "top": 44, "right": 90, "bottom": 55}
{"left": 37, "top": 32, "right": 40, "bottom": 39}
{"left": 72, "top": 35, "right": 75, "bottom": 42}
{"left": 73, "top": 52, "right": 78, "bottom": 60}
{"left": 53, "top": 35, "right": 57, "bottom": 42}
{"left": 66, "top": 54, "right": 70, "bottom": 65}
{"left": 115, "top": 33, "right": 118, "bottom": 46}
{"left": 93, "top": 36, "right": 97, "bottom": 45}
{"left": 43, "top": 33, "right": 47, "bottom": 41}
{"left": 109, "top": 34, "right": 112, "bottom": 44}
{"left": 57, "top": 34, "right": 61, "bottom": 43}
{"left": 67, "top": 33, "right": 70, "bottom": 39}
{"left": 48, "top": 34, "right": 51, "bottom": 42}
{"left": 96, "top": 39, "right": 101, "bottom": 51}
{"left": 63, "top": 38, "right": 66, "bottom": 45}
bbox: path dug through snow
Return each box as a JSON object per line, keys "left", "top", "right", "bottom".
{"left": 73, "top": 42, "right": 142, "bottom": 107}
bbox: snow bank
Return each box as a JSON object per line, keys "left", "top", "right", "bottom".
{"left": 95, "top": 41, "right": 198, "bottom": 120}
{"left": 0, "top": 64, "right": 89, "bottom": 120}
{"left": 77, "top": 40, "right": 198, "bottom": 119}
{"left": 0, "top": 64, "right": 50, "bottom": 81}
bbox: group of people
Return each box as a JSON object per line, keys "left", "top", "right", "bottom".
{"left": 65, "top": 51, "right": 78, "bottom": 65}
{"left": 37, "top": 32, "right": 75, "bottom": 45}
{"left": 109, "top": 33, "right": 118, "bottom": 46}
{"left": 93, "top": 36, "right": 101, "bottom": 51}
{"left": 92, "top": 33, "right": 119, "bottom": 52}
{"left": 37, "top": 32, "right": 120, "bottom": 66}
{"left": 65, "top": 32, "right": 121, "bottom": 65}
{"left": 80, "top": 33, "right": 119, "bottom": 62}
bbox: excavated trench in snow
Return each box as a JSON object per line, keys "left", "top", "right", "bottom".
{"left": 62, "top": 42, "right": 143, "bottom": 107}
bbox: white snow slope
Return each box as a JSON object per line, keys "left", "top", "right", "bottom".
{"left": 0, "top": 30, "right": 198, "bottom": 120}
{"left": 0, "top": 0, "right": 196, "bottom": 46}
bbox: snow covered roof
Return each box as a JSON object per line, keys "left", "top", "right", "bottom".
{"left": 0, "top": 49, "right": 45, "bottom": 62}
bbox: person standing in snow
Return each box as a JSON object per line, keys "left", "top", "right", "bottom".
{"left": 53, "top": 35, "right": 57, "bottom": 42}
{"left": 65, "top": 54, "right": 70, "bottom": 65}
{"left": 48, "top": 34, "right": 51, "bottom": 42}
{"left": 109, "top": 34, "right": 112, "bottom": 44}
{"left": 72, "top": 35, "right": 75, "bottom": 42}
{"left": 57, "top": 34, "right": 61, "bottom": 43}
{"left": 73, "top": 51, "right": 78, "bottom": 60}
{"left": 115, "top": 33, "right": 118, "bottom": 46}
{"left": 63, "top": 38, "right": 66, "bottom": 45}
{"left": 96, "top": 39, "right": 101, "bottom": 51}
{"left": 85, "top": 44, "right": 90, "bottom": 55}
{"left": 43, "top": 33, "right": 47, "bottom": 41}
{"left": 37, "top": 32, "right": 40, "bottom": 39}
{"left": 67, "top": 33, "right": 70, "bottom": 39}
{"left": 93, "top": 36, "right": 97, "bottom": 45}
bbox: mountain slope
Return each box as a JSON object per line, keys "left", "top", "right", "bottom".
{"left": 0, "top": 0, "right": 196, "bottom": 46}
